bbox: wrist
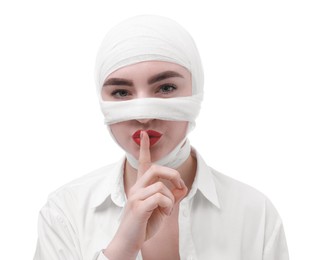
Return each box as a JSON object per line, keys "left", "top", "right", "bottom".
{"left": 103, "top": 235, "right": 140, "bottom": 260}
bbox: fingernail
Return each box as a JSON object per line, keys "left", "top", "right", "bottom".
{"left": 140, "top": 131, "right": 144, "bottom": 139}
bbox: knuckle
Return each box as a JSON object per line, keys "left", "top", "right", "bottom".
{"left": 149, "top": 164, "right": 159, "bottom": 172}
{"left": 154, "top": 192, "right": 163, "bottom": 201}
{"left": 154, "top": 181, "right": 165, "bottom": 190}
{"left": 171, "top": 169, "right": 180, "bottom": 179}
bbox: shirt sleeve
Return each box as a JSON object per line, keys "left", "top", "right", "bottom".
{"left": 34, "top": 198, "right": 82, "bottom": 260}
{"left": 263, "top": 199, "right": 289, "bottom": 260}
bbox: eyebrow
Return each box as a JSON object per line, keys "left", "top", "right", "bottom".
{"left": 103, "top": 78, "right": 133, "bottom": 87}
{"left": 148, "top": 71, "right": 184, "bottom": 84}
{"left": 103, "top": 70, "right": 184, "bottom": 87}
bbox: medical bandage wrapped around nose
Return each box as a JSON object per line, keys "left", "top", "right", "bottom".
{"left": 95, "top": 15, "right": 204, "bottom": 169}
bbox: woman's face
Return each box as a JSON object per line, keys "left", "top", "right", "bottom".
{"left": 101, "top": 61, "right": 192, "bottom": 162}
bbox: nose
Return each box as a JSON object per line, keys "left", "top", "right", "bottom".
{"left": 136, "top": 118, "right": 154, "bottom": 124}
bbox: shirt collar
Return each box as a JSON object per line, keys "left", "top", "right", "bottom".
{"left": 187, "top": 147, "right": 220, "bottom": 208}
{"left": 90, "top": 149, "right": 220, "bottom": 209}
{"left": 90, "top": 156, "right": 127, "bottom": 208}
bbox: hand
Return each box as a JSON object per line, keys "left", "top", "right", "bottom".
{"left": 103, "top": 131, "right": 187, "bottom": 259}
{"left": 131, "top": 131, "right": 188, "bottom": 241}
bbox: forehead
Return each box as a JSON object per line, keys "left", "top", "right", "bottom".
{"left": 105, "top": 61, "right": 191, "bottom": 80}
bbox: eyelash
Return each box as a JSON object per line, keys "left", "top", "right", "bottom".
{"left": 111, "top": 89, "right": 130, "bottom": 98}
{"left": 110, "top": 84, "right": 177, "bottom": 98}
{"left": 156, "top": 84, "right": 177, "bottom": 94}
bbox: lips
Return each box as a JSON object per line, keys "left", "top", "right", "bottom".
{"left": 132, "top": 130, "right": 162, "bottom": 146}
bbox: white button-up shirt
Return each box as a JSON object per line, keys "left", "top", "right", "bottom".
{"left": 34, "top": 149, "right": 289, "bottom": 260}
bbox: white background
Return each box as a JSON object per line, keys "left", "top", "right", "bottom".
{"left": 0, "top": 0, "right": 317, "bottom": 259}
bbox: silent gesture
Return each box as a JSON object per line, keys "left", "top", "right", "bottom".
{"left": 104, "top": 131, "right": 187, "bottom": 259}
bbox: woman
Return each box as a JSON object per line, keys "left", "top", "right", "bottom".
{"left": 34, "top": 15, "right": 289, "bottom": 260}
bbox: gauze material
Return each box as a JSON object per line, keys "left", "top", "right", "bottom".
{"left": 95, "top": 15, "right": 204, "bottom": 169}
{"left": 126, "top": 137, "right": 191, "bottom": 170}
{"left": 100, "top": 94, "right": 203, "bottom": 126}
{"left": 95, "top": 15, "right": 204, "bottom": 95}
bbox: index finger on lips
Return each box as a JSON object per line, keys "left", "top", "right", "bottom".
{"left": 138, "top": 131, "right": 152, "bottom": 178}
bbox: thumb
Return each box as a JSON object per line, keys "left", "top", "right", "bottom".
{"left": 137, "top": 131, "right": 151, "bottom": 178}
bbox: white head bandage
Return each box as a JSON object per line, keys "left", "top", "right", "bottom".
{"left": 95, "top": 15, "right": 204, "bottom": 169}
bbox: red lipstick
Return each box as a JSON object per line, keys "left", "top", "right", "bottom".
{"left": 132, "top": 130, "right": 162, "bottom": 146}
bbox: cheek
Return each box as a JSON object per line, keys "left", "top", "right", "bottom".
{"left": 167, "top": 122, "right": 189, "bottom": 141}
{"left": 181, "top": 122, "right": 189, "bottom": 136}
{"left": 109, "top": 123, "right": 130, "bottom": 145}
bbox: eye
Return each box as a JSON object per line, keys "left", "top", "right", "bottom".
{"left": 111, "top": 89, "right": 131, "bottom": 99}
{"left": 157, "top": 84, "right": 177, "bottom": 94}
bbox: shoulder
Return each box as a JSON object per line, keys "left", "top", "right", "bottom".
{"left": 43, "top": 161, "right": 122, "bottom": 214}
{"left": 210, "top": 167, "right": 280, "bottom": 218}
{"left": 205, "top": 167, "right": 288, "bottom": 257}
{"left": 209, "top": 167, "right": 285, "bottom": 241}
{"left": 193, "top": 148, "right": 279, "bottom": 217}
{"left": 212, "top": 168, "right": 265, "bottom": 200}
